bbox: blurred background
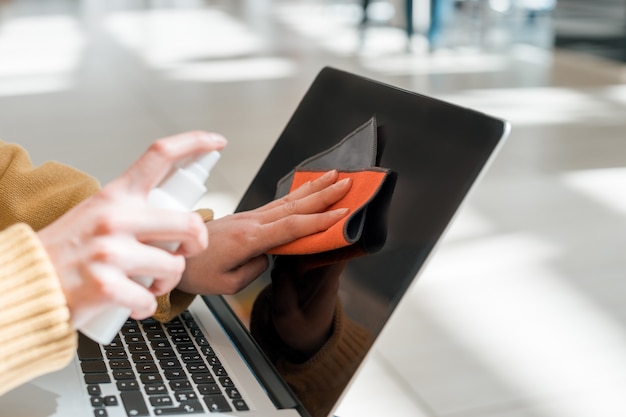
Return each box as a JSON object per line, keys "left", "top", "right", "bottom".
{"left": 1, "top": 1, "right": 626, "bottom": 416}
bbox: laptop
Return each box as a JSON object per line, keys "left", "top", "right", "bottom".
{"left": 0, "top": 67, "right": 509, "bottom": 417}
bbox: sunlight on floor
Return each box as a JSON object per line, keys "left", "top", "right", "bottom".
{"left": 437, "top": 85, "right": 626, "bottom": 125}
{"left": 562, "top": 168, "right": 626, "bottom": 215}
{"left": 0, "top": 15, "right": 83, "bottom": 96}
{"left": 106, "top": 9, "right": 264, "bottom": 65}
{"left": 414, "top": 230, "right": 626, "bottom": 416}
{"left": 104, "top": 8, "right": 297, "bottom": 82}
{"left": 165, "top": 57, "right": 296, "bottom": 83}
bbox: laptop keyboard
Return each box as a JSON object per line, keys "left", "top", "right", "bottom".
{"left": 78, "top": 311, "right": 250, "bottom": 416}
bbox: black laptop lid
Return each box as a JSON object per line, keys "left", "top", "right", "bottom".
{"left": 226, "top": 67, "right": 509, "bottom": 417}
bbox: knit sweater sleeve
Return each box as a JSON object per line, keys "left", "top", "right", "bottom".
{"left": 0, "top": 141, "right": 100, "bottom": 395}
{"left": 0, "top": 141, "right": 100, "bottom": 231}
{"left": 0, "top": 223, "right": 76, "bottom": 395}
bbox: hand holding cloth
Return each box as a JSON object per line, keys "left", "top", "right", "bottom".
{"left": 268, "top": 117, "right": 396, "bottom": 256}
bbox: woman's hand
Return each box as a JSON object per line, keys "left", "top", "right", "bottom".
{"left": 178, "top": 170, "right": 351, "bottom": 295}
{"left": 38, "top": 131, "right": 227, "bottom": 328}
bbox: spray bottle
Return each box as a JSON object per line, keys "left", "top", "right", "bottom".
{"left": 78, "top": 151, "right": 221, "bottom": 344}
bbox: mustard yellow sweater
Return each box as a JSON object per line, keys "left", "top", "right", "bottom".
{"left": 0, "top": 141, "right": 198, "bottom": 395}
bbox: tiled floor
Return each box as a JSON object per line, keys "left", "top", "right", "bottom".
{"left": 2, "top": 1, "right": 626, "bottom": 416}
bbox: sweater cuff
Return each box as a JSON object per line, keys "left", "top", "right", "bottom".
{"left": 154, "top": 290, "right": 196, "bottom": 323}
{"left": 0, "top": 223, "right": 76, "bottom": 395}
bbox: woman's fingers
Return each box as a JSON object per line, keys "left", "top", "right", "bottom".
{"left": 260, "top": 208, "right": 349, "bottom": 250}
{"left": 91, "top": 209, "right": 208, "bottom": 257}
{"left": 76, "top": 263, "right": 159, "bottom": 323}
{"left": 256, "top": 170, "right": 340, "bottom": 213}
{"left": 260, "top": 177, "right": 352, "bottom": 223}
{"left": 131, "top": 210, "right": 208, "bottom": 257}
{"left": 85, "top": 236, "right": 185, "bottom": 287}
{"left": 114, "top": 131, "right": 227, "bottom": 194}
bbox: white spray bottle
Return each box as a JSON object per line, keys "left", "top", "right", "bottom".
{"left": 78, "top": 151, "right": 221, "bottom": 345}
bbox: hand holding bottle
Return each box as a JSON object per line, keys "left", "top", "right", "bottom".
{"left": 37, "top": 131, "right": 227, "bottom": 343}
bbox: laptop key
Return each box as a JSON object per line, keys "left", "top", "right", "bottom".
{"left": 104, "top": 395, "right": 118, "bottom": 406}
{"left": 232, "top": 399, "right": 249, "bottom": 411}
{"left": 146, "top": 330, "right": 167, "bottom": 340}
{"left": 192, "top": 373, "right": 215, "bottom": 384}
{"left": 154, "top": 401, "right": 204, "bottom": 414}
{"left": 160, "top": 359, "right": 181, "bottom": 369}
{"left": 164, "top": 369, "right": 186, "bottom": 380}
{"left": 117, "top": 380, "right": 140, "bottom": 391}
{"left": 141, "top": 320, "right": 162, "bottom": 332}
{"left": 226, "top": 388, "right": 242, "bottom": 399}
{"left": 112, "top": 370, "right": 135, "bottom": 380}
{"left": 197, "top": 384, "right": 220, "bottom": 396}
{"left": 125, "top": 335, "right": 144, "bottom": 344}
{"left": 103, "top": 339, "right": 123, "bottom": 349}
{"left": 170, "top": 380, "right": 192, "bottom": 391}
{"left": 106, "top": 349, "right": 127, "bottom": 359}
{"left": 109, "top": 359, "right": 132, "bottom": 369}
{"left": 200, "top": 346, "right": 214, "bottom": 356}
{"left": 189, "top": 328, "right": 203, "bottom": 338}
{"left": 180, "top": 353, "right": 202, "bottom": 362}
{"left": 212, "top": 366, "right": 228, "bottom": 377}
{"left": 140, "top": 373, "right": 163, "bottom": 384}
{"left": 131, "top": 353, "right": 153, "bottom": 363}
{"left": 84, "top": 373, "right": 111, "bottom": 384}
{"left": 145, "top": 384, "right": 168, "bottom": 395}
{"left": 171, "top": 335, "right": 191, "bottom": 344}
{"left": 127, "top": 343, "right": 149, "bottom": 353}
{"left": 174, "top": 391, "right": 198, "bottom": 402}
{"left": 151, "top": 340, "right": 172, "bottom": 350}
{"left": 165, "top": 326, "right": 187, "bottom": 336}
{"left": 207, "top": 356, "right": 221, "bottom": 366}
{"left": 195, "top": 337, "right": 209, "bottom": 346}
{"left": 78, "top": 333, "right": 104, "bottom": 360}
{"left": 136, "top": 363, "right": 159, "bottom": 373}
{"left": 154, "top": 349, "right": 176, "bottom": 360}
{"left": 218, "top": 377, "right": 233, "bottom": 388}
{"left": 186, "top": 362, "right": 208, "bottom": 373}
{"left": 90, "top": 396, "right": 104, "bottom": 407}
{"left": 81, "top": 360, "right": 107, "bottom": 373}
{"left": 203, "top": 395, "right": 232, "bottom": 413}
{"left": 87, "top": 385, "right": 102, "bottom": 396}
{"left": 149, "top": 395, "right": 173, "bottom": 407}
{"left": 176, "top": 344, "right": 197, "bottom": 353}
{"left": 120, "top": 391, "right": 149, "bottom": 416}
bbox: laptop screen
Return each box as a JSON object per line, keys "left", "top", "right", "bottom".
{"left": 225, "top": 67, "right": 508, "bottom": 417}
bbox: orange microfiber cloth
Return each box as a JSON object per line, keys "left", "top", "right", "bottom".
{"left": 267, "top": 116, "right": 397, "bottom": 256}
{"left": 268, "top": 169, "right": 390, "bottom": 255}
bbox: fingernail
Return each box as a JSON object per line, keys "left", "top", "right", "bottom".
{"left": 320, "top": 169, "right": 337, "bottom": 180}
{"left": 333, "top": 208, "right": 349, "bottom": 216}
{"left": 205, "top": 133, "right": 228, "bottom": 145}
{"left": 335, "top": 178, "right": 351, "bottom": 187}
